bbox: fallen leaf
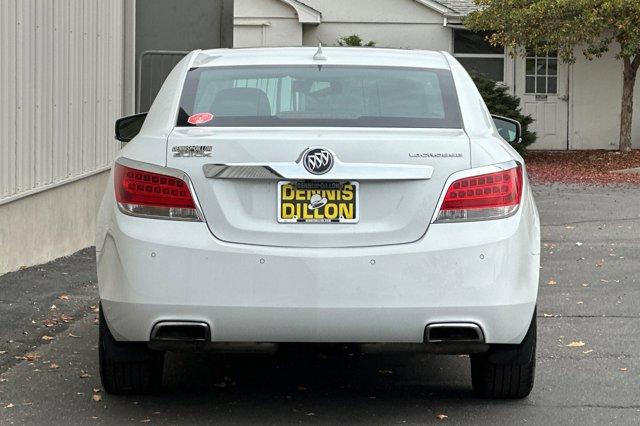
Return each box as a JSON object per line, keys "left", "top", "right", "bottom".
{"left": 93, "top": 388, "right": 101, "bottom": 393}
{"left": 575, "top": 242, "right": 583, "bottom": 246}
{"left": 619, "top": 367, "right": 628, "bottom": 372}
{"left": 25, "top": 352, "right": 39, "bottom": 361}
{"left": 436, "top": 413, "right": 448, "bottom": 420}
{"left": 595, "top": 259, "right": 604, "bottom": 267}
{"left": 41, "top": 335, "right": 55, "bottom": 341}
{"left": 60, "top": 314, "right": 74, "bottom": 323}
{"left": 547, "top": 279, "right": 557, "bottom": 285}
{"left": 58, "top": 294, "right": 70, "bottom": 301}
{"left": 141, "top": 419, "right": 151, "bottom": 423}
{"left": 0, "top": 351, "right": 6, "bottom": 355}
{"left": 5, "top": 403, "right": 14, "bottom": 409}
{"left": 49, "top": 363, "right": 60, "bottom": 369}
{"left": 50, "top": 304, "right": 57, "bottom": 310}
{"left": 92, "top": 394, "right": 102, "bottom": 402}
{"left": 68, "top": 333, "right": 81, "bottom": 338}
{"left": 80, "top": 370, "right": 91, "bottom": 379}
{"left": 582, "top": 349, "right": 593, "bottom": 354}
{"left": 566, "top": 340, "right": 586, "bottom": 348}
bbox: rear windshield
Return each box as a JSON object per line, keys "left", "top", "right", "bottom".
{"left": 177, "top": 66, "right": 462, "bottom": 128}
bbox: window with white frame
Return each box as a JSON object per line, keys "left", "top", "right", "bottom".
{"left": 525, "top": 50, "right": 558, "bottom": 94}
{"left": 453, "top": 30, "right": 505, "bottom": 82}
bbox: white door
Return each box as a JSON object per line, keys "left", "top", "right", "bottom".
{"left": 515, "top": 52, "right": 569, "bottom": 150}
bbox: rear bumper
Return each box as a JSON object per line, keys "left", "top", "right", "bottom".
{"left": 97, "top": 194, "right": 540, "bottom": 345}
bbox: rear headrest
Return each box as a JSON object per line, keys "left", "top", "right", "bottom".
{"left": 212, "top": 87, "right": 271, "bottom": 116}
{"left": 376, "top": 79, "right": 429, "bottom": 116}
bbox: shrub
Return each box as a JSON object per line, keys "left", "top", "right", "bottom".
{"left": 471, "top": 73, "right": 536, "bottom": 153}
{"left": 337, "top": 34, "right": 376, "bottom": 47}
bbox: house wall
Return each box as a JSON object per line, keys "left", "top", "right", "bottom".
{"left": 0, "top": 0, "right": 126, "bottom": 274}
{"left": 302, "top": 0, "right": 450, "bottom": 49}
{"left": 302, "top": 0, "right": 444, "bottom": 23}
{"left": 569, "top": 48, "right": 640, "bottom": 150}
{"left": 234, "top": 0, "right": 302, "bottom": 47}
{"left": 234, "top": 0, "right": 450, "bottom": 50}
{"left": 303, "top": 23, "right": 451, "bottom": 50}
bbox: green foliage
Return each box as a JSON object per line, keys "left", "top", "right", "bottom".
{"left": 472, "top": 73, "right": 536, "bottom": 153}
{"left": 337, "top": 34, "right": 376, "bottom": 47}
{"left": 464, "top": 0, "right": 640, "bottom": 62}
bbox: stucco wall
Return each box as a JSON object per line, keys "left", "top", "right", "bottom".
{"left": 569, "top": 48, "right": 640, "bottom": 150}
{"left": 235, "top": 18, "right": 302, "bottom": 47}
{"left": 303, "top": 23, "right": 451, "bottom": 50}
{"left": 301, "top": 0, "right": 443, "bottom": 23}
{"left": 0, "top": 171, "right": 109, "bottom": 274}
{"left": 234, "top": 0, "right": 450, "bottom": 50}
{"left": 234, "top": 0, "right": 301, "bottom": 47}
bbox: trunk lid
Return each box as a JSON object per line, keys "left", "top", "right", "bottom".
{"left": 167, "top": 127, "right": 470, "bottom": 248}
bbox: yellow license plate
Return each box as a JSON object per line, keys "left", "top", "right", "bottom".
{"left": 277, "top": 181, "right": 359, "bottom": 223}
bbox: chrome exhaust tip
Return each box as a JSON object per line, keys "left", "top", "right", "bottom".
{"left": 425, "top": 323, "right": 485, "bottom": 343}
{"left": 150, "top": 321, "right": 210, "bottom": 342}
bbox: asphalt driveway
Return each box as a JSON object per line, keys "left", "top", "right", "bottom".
{"left": 1, "top": 184, "right": 639, "bottom": 425}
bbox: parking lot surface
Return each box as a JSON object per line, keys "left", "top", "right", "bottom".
{"left": 1, "top": 184, "right": 639, "bottom": 425}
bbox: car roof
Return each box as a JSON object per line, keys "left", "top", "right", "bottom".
{"left": 192, "top": 47, "right": 451, "bottom": 70}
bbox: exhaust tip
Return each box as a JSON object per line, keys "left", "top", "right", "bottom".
{"left": 425, "top": 323, "right": 484, "bottom": 343}
{"left": 150, "top": 321, "right": 210, "bottom": 342}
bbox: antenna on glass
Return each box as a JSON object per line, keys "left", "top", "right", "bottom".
{"left": 313, "top": 43, "right": 327, "bottom": 61}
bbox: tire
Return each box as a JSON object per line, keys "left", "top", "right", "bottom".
{"left": 99, "top": 304, "right": 164, "bottom": 394}
{"left": 470, "top": 309, "right": 536, "bottom": 399}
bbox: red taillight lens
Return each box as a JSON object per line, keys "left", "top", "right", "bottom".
{"left": 436, "top": 164, "right": 523, "bottom": 222}
{"left": 114, "top": 163, "right": 201, "bottom": 221}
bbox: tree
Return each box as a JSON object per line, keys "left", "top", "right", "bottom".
{"left": 337, "top": 34, "right": 376, "bottom": 47}
{"left": 472, "top": 73, "right": 536, "bottom": 153}
{"left": 465, "top": 0, "right": 640, "bottom": 152}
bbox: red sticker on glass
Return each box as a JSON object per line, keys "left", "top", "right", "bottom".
{"left": 187, "top": 112, "right": 214, "bottom": 125}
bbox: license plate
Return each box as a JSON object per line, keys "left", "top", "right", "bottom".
{"left": 277, "top": 181, "right": 359, "bottom": 223}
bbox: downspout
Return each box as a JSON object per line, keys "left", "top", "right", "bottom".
{"left": 566, "top": 63, "right": 571, "bottom": 150}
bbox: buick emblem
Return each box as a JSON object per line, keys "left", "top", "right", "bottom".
{"left": 303, "top": 148, "right": 334, "bottom": 175}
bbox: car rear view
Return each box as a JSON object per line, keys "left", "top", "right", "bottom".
{"left": 97, "top": 47, "right": 540, "bottom": 398}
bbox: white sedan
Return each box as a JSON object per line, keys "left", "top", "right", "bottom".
{"left": 96, "top": 47, "right": 540, "bottom": 398}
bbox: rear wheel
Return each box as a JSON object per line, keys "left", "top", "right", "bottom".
{"left": 99, "top": 304, "right": 164, "bottom": 394}
{"left": 470, "top": 309, "right": 536, "bottom": 399}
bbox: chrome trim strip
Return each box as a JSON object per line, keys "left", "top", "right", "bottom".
{"left": 203, "top": 164, "right": 283, "bottom": 180}
{"left": 203, "top": 161, "right": 433, "bottom": 181}
{"left": 114, "top": 157, "right": 205, "bottom": 222}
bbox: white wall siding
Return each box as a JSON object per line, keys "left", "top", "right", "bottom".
{"left": 0, "top": 0, "right": 124, "bottom": 204}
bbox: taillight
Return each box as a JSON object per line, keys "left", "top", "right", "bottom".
{"left": 435, "top": 164, "right": 523, "bottom": 222}
{"left": 114, "top": 162, "right": 202, "bottom": 221}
